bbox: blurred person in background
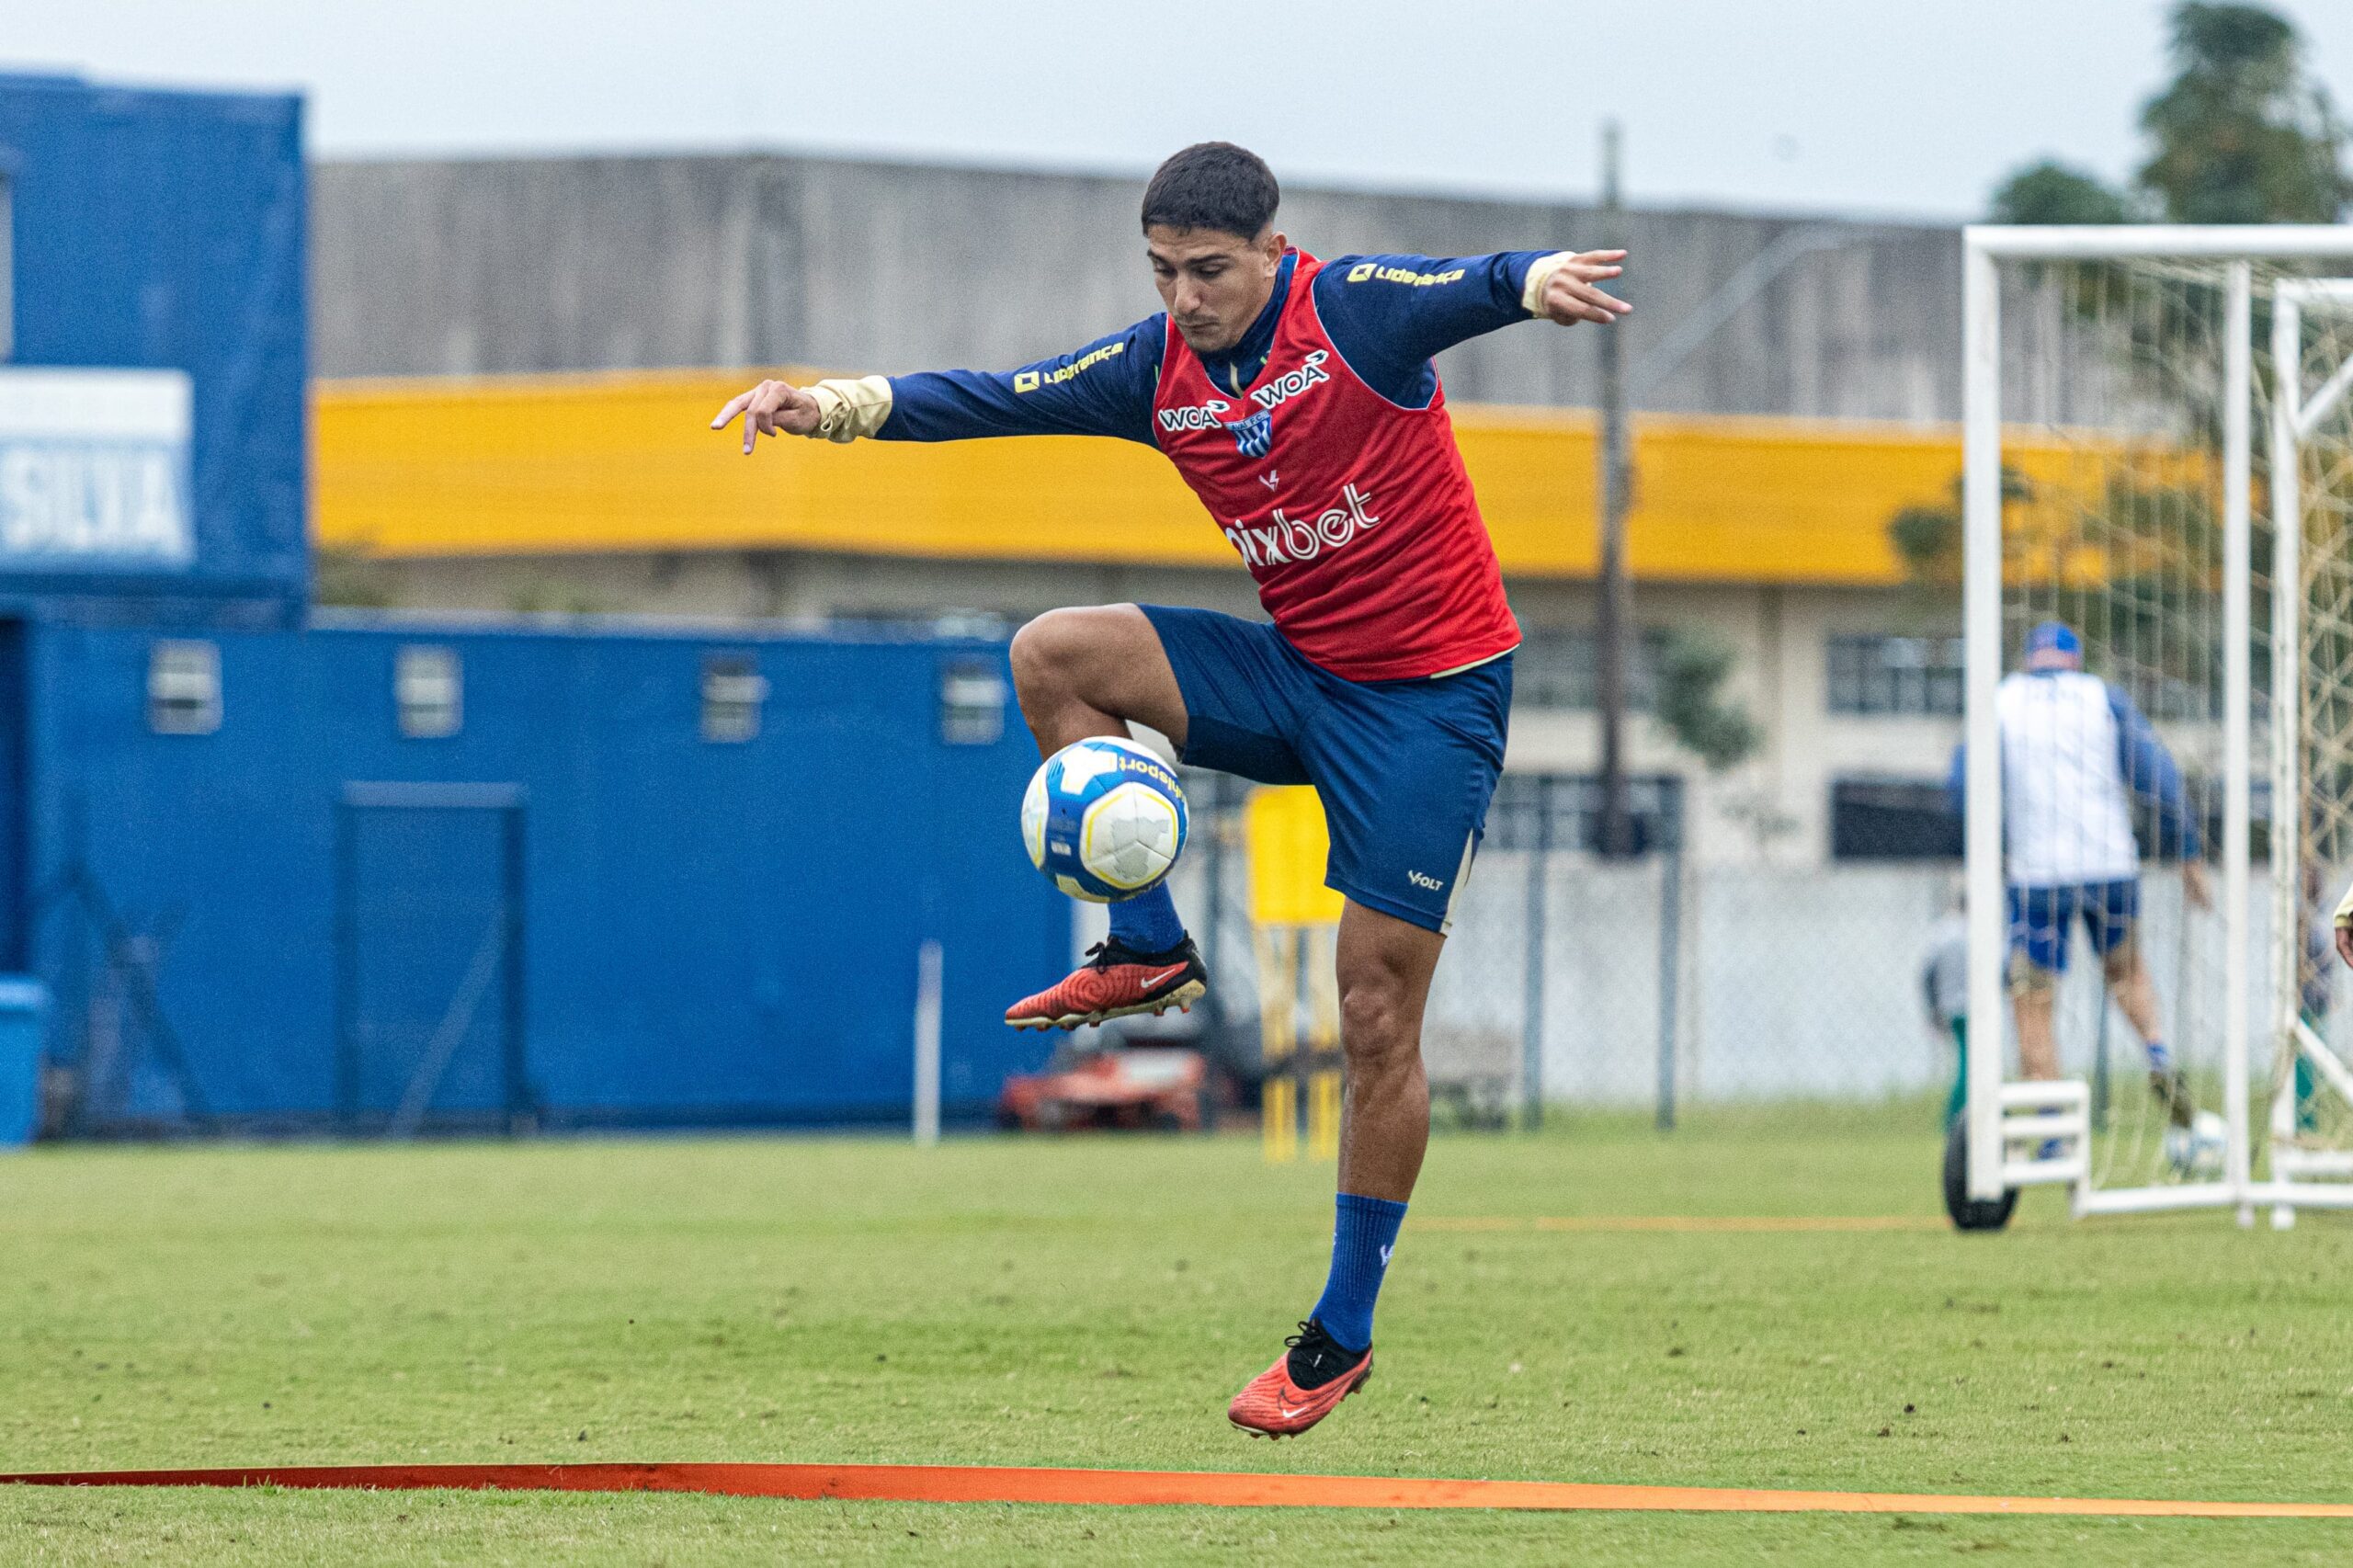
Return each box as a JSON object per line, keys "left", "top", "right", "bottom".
{"left": 1920, "top": 882, "right": 1969, "bottom": 1127}
{"left": 712, "top": 142, "right": 1629, "bottom": 1438}
{"left": 1949, "top": 620, "right": 2209, "bottom": 1127}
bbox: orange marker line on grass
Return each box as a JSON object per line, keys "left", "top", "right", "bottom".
{"left": 1415, "top": 1215, "right": 1948, "bottom": 1233}
{"left": 3, "top": 1463, "right": 2347, "bottom": 1519}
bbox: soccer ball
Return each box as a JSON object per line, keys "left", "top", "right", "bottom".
{"left": 1020, "top": 736, "right": 1188, "bottom": 903}
{"left": 2165, "top": 1108, "right": 2227, "bottom": 1178}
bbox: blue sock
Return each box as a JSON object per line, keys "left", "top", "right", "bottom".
{"left": 1309, "top": 1192, "right": 1407, "bottom": 1353}
{"left": 1108, "top": 882, "right": 1186, "bottom": 953}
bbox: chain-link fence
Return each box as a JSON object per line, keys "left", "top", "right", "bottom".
{"left": 1097, "top": 772, "right": 1947, "bottom": 1120}
{"left": 1106, "top": 770, "right": 2297, "bottom": 1127}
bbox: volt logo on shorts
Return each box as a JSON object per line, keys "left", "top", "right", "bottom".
{"left": 1222, "top": 483, "right": 1381, "bottom": 570}
{"left": 1407, "top": 869, "right": 1445, "bottom": 892}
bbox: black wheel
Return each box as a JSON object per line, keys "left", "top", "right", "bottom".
{"left": 1942, "top": 1115, "right": 2018, "bottom": 1232}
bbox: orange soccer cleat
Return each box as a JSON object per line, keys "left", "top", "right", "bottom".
{"left": 1226, "top": 1320, "right": 1373, "bottom": 1439}
{"left": 1004, "top": 937, "right": 1207, "bottom": 1031}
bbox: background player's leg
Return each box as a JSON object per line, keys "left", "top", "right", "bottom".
{"left": 1945, "top": 1018, "right": 1968, "bottom": 1126}
{"left": 2101, "top": 937, "right": 2191, "bottom": 1125}
{"left": 2012, "top": 976, "right": 2060, "bottom": 1080}
{"left": 1008, "top": 605, "right": 1192, "bottom": 953}
{"left": 2104, "top": 940, "right": 2166, "bottom": 1048}
{"left": 2008, "top": 883, "right": 2064, "bottom": 1080}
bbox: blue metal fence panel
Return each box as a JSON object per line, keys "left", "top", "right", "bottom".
{"left": 0, "top": 74, "right": 307, "bottom": 612}
{"left": 26, "top": 619, "right": 1071, "bottom": 1131}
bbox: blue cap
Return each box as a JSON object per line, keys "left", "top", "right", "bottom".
{"left": 2025, "top": 621, "right": 2081, "bottom": 660}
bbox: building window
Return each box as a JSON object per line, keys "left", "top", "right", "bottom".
{"left": 701, "top": 653, "right": 767, "bottom": 743}
{"left": 1484, "top": 771, "right": 1688, "bottom": 854}
{"left": 147, "top": 640, "right": 221, "bottom": 735}
{"left": 938, "top": 658, "right": 1007, "bottom": 745}
{"left": 394, "top": 645, "right": 462, "bottom": 738}
{"left": 1513, "top": 629, "right": 1667, "bottom": 711}
{"left": 1826, "top": 634, "right": 1963, "bottom": 716}
{"left": 1829, "top": 776, "right": 1961, "bottom": 859}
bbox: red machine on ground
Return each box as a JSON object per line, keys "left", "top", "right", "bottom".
{"left": 997, "top": 1046, "right": 1212, "bottom": 1133}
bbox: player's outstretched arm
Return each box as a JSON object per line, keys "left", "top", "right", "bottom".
{"left": 1312, "top": 248, "right": 1629, "bottom": 407}
{"left": 710, "top": 375, "right": 890, "bottom": 455}
{"left": 710, "top": 319, "right": 1165, "bottom": 454}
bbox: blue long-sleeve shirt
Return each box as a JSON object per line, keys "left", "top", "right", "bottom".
{"left": 875, "top": 248, "right": 1555, "bottom": 446}
{"left": 1944, "top": 673, "right": 2204, "bottom": 861}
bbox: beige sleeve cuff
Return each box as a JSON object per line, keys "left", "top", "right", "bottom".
{"left": 1520, "top": 251, "right": 1577, "bottom": 316}
{"left": 2335, "top": 877, "right": 2353, "bottom": 929}
{"left": 804, "top": 375, "right": 894, "bottom": 442}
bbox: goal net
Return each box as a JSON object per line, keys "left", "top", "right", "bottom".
{"left": 2268, "top": 278, "right": 2353, "bottom": 1223}
{"left": 1961, "top": 228, "right": 2353, "bottom": 1223}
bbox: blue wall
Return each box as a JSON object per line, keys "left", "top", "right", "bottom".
{"left": 25, "top": 617, "right": 1072, "bottom": 1131}
{"left": 0, "top": 74, "right": 306, "bottom": 614}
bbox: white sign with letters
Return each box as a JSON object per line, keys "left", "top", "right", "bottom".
{"left": 0, "top": 368, "right": 195, "bottom": 568}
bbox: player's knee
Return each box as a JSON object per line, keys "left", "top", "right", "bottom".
{"left": 1009, "top": 608, "right": 1095, "bottom": 701}
{"left": 1337, "top": 970, "right": 1415, "bottom": 1066}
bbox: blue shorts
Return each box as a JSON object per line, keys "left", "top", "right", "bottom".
{"left": 1141, "top": 605, "right": 1510, "bottom": 933}
{"left": 2007, "top": 880, "right": 2140, "bottom": 974}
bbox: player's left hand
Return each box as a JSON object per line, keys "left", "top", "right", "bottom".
{"left": 1540, "top": 251, "right": 1631, "bottom": 327}
{"left": 2336, "top": 921, "right": 2353, "bottom": 971}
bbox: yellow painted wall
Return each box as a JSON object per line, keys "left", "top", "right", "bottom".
{"left": 313, "top": 369, "right": 1993, "bottom": 585}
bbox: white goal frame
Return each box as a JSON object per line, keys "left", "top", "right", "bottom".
{"left": 1962, "top": 225, "right": 2353, "bottom": 1216}
{"left": 2264, "top": 278, "right": 2353, "bottom": 1223}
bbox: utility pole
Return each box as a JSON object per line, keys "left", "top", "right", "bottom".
{"left": 1594, "top": 119, "right": 1634, "bottom": 859}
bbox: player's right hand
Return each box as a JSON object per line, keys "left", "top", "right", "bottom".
{"left": 711, "top": 379, "right": 822, "bottom": 454}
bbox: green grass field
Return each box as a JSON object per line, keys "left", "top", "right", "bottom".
{"left": 3, "top": 1107, "right": 2350, "bottom": 1564}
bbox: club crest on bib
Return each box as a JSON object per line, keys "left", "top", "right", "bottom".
{"left": 1224, "top": 409, "right": 1273, "bottom": 459}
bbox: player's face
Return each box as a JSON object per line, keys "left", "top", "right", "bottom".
{"left": 1146, "top": 225, "right": 1287, "bottom": 355}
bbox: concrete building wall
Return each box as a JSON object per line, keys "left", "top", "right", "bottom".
{"left": 313, "top": 150, "right": 1979, "bottom": 869}
{"left": 313, "top": 153, "right": 1963, "bottom": 422}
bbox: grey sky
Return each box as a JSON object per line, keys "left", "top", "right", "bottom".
{"left": 9, "top": 0, "right": 2352, "bottom": 220}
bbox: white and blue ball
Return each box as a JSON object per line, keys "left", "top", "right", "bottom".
{"left": 1020, "top": 736, "right": 1188, "bottom": 903}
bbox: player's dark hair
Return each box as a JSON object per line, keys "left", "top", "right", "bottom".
{"left": 1141, "top": 142, "right": 1279, "bottom": 239}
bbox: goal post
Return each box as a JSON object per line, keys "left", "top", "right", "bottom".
{"left": 2261, "top": 278, "right": 2353, "bottom": 1222}
{"left": 1961, "top": 225, "right": 2353, "bottom": 1218}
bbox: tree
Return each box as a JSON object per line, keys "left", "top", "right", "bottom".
{"left": 1653, "top": 630, "right": 1759, "bottom": 775}
{"left": 2138, "top": 3, "right": 2351, "bottom": 223}
{"left": 1984, "top": 2, "right": 2349, "bottom": 224}
{"left": 1989, "top": 160, "right": 2137, "bottom": 226}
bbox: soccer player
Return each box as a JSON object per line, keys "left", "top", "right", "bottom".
{"left": 1949, "top": 621, "right": 2210, "bottom": 1125}
{"left": 1919, "top": 883, "right": 1969, "bottom": 1127}
{"left": 712, "top": 142, "right": 1629, "bottom": 1437}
